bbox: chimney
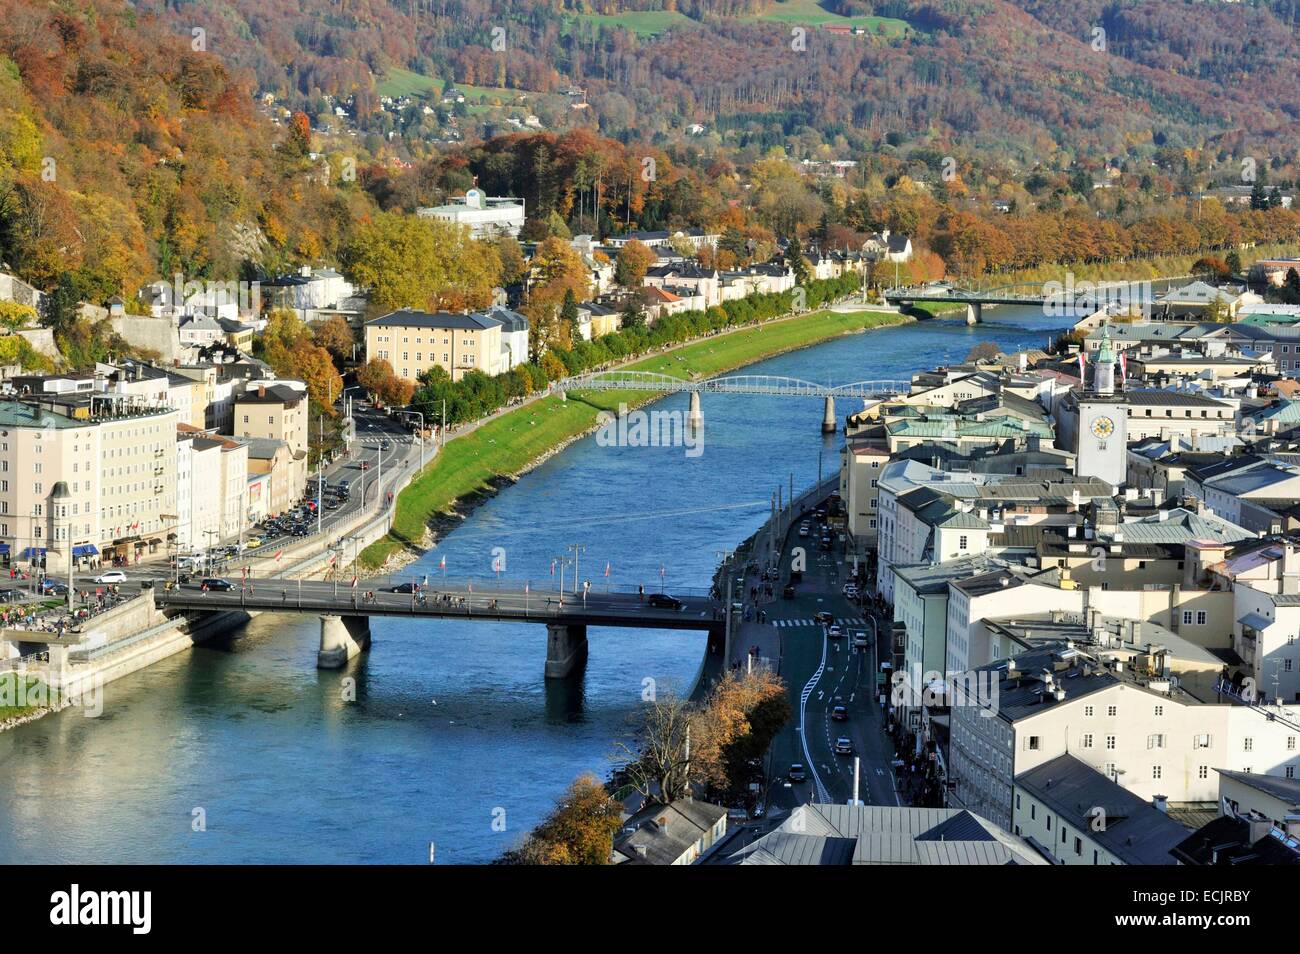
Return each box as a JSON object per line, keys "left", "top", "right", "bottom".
{"left": 258, "top": 386, "right": 266, "bottom": 398}
{"left": 1248, "top": 815, "right": 1273, "bottom": 847}
{"left": 1152, "top": 794, "right": 1168, "bottom": 814}
{"left": 634, "top": 844, "right": 648, "bottom": 858}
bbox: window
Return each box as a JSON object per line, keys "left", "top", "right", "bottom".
{"left": 1105, "top": 735, "right": 1116, "bottom": 750}
{"left": 1198, "top": 766, "right": 1208, "bottom": 779}
{"left": 1074, "top": 836, "right": 1082, "bottom": 856}
{"left": 1107, "top": 706, "right": 1117, "bottom": 717}
{"left": 1182, "top": 610, "right": 1193, "bottom": 626}
{"left": 1025, "top": 736, "right": 1041, "bottom": 751}
{"left": 1152, "top": 765, "right": 1162, "bottom": 780}
{"left": 1083, "top": 705, "right": 1094, "bottom": 717}
{"left": 1244, "top": 738, "right": 1254, "bottom": 752}
{"left": 1046, "top": 815, "right": 1052, "bottom": 832}
{"left": 1154, "top": 706, "right": 1163, "bottom": 717}
{"left": 1289, "top": 737, "right": 1296, "bottom": 751}
{"left": 1288, "top": 767, "right": 1296, "bottom": 780}
{"left": 1148, "top": 734, "right": 1165, "bottom": 749}
{"left": 1082, "top": 733, "right": 1094, "bottom": 749}
{"left": 959, "top": 535, "right": 968, "bottom": 549}
{"left": 1196, "top": 611, "right": 1207, "bottom": 626}
{"left": 1194, "top": 734, "right": 1212, "bottom": 749}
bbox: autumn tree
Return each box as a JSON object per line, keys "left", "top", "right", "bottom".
{"left": 692, "top": 669, "right": 791, "bottom": 796}
{"left": 343, "top": 212, "right": 502, "bottom": 314}
{"left": 311, "top": 315, "right": 355, "bottom": 366}
{"left": 614, "top": 239, "right": 655, "bottom": 288}
{"left": 500, "top": 773, "right": 622, "bottom": 865}
{"left": 615, "top": 690, "right": 696, "bottom": 806}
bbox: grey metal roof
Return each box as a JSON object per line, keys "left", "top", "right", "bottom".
{"left": 718, "top": 805, "right": 1045, "bottom": 865}
{"left": 1216, "top": 769, "right": 1300, "bottom": 805}
{"left": 1016, "top": 754, "right": 1190, "bottom": 865}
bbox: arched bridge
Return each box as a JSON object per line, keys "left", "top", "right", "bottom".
{"left": 557, "top": 370, "right": 909, "bottom": 399}
{"left": 554, "top": 371, "right": 908, "bottom": 433}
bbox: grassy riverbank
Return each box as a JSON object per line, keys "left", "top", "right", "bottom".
{"left": 358, "top": 307, "right": 906, "bottom": 568}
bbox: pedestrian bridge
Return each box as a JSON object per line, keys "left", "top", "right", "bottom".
{"left": 558, "top": 370, "right": 908, "bottom": 399}
{"left": 151, "top": 579, "right": 722, "bottom": 678}
{"left": 555, "top": 371, "right": 908, "bottom": 433}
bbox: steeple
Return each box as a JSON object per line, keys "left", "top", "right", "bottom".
{"left": 1094, "top": 324, "right": 1116, "bottom": 395}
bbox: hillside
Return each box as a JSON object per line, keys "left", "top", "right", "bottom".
{"left": 119, "top": 0, "right": 1300, "bottom": 162}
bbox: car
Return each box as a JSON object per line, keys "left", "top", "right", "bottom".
{"left": 798, "top": 522, "right": 810, "bottom": 537}
{"left": 389, "top": 582, "right": 418, "bottom": 594}
{"left": 360, "top": 461, "right": 371, "bottom": 471}
{"left": 852, "top": 632, "right": 869, "bottom": 649}
{"left": 647, "top": 593, "right": 683, "bottom": 610}
{"left": 0, "top": 588, "right": 19, "bottom": 602}
{"left": 813, "top": 611, "right": 833, "bottom": 624}
{"left": 92, "top": 570, "right": 126, "bottom": 584}
{"left": 337, "top": 480, "right": 351, "bottom": 494}
{"left": 842, "top": 583, "right": 859, "bottom": 597}
{"left": 831, "top": 705, "right": 848, "bottom": 721}
{"left": 39, "top": 581, "right": 68, "bottom": 596}
{"left": 782, "top": 584, "right": 796, "bottom": 599}
{"left": 827, "top": 624, "right": 843, "bottom": 638}
{"left": 751, "top": 804, "right": 766, "bottom": 819}
{"left": 834, "top": 737, "right": 854, "bottom": 756}
{"left": 200, "top": 578, "right": 234, "bottom": 591}
{"left": 244, "top": 539, "right": 263, "bottom": 550}
{"left": 787, "top": 763, "right": 807, "bottom": 782}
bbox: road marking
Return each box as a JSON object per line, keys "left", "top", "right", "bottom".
{"left": 797, "top": 627, "right": 833, "bottom": 805}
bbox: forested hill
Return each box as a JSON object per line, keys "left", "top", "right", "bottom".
{"left": 117, "top": 0, "right": 1300, "bottom": 160}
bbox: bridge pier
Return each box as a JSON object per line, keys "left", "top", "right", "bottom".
{"left": 687, "top": 390, "right": 703, "bottom": 430}
{"left": 821, "top": 395, "right": 837, "bottom": 434}
{"left": 544, "top": 623, "right": 588, "bottom": 679}
{"left": 317, "top": 614, "right": 371, "bottom": 669}
{"left": 965, "top": 302, "right": 982, "bottom": 326}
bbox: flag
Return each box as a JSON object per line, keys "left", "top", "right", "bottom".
{"left": 524, "top": 581, "right": 529, "bottom": 594}
{"left": 274, "top": 550, "right": 283, "bottom": 563}
{"left": 1077, "top": 349, "right": 1087, "bottom": 381}
{"left": 351, "top": 576, "right": 358, "bottom": 589}
{"left": 550, "top": 559, "right": 556, "bottom": 576}
{"left": 604, "top": 562, "right": 610, "bottom": 578}
{"left": 1118, "top": 349, "right": 1128, "bottom": 387}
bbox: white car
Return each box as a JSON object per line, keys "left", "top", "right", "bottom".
{"left": 93, "top": 570, "right": 126, "bottom": 584}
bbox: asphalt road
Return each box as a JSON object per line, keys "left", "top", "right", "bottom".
{"left": 758, "top": 518, "right": 900, "bottom": 813}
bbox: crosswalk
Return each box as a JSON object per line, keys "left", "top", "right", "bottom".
{"left": 772, "top": 616, "right": 868, "bottom": 628}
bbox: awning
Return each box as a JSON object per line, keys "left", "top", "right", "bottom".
{"left": 20, "top": 547, "right": 46, "bottom": 558}
{"left": 0, "top": 543, "right": 10, "bottom": 554}
{"left": 72, "top": 544, "right": 98, "bottom": 558}
{"left": 1238, "top": 612, "right": 1272, "bottom": 632}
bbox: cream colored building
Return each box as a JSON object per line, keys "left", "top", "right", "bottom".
{"left": 233, "top": 383, "right": 309, "bottom": 461}
{"left": 365, "top": 310, "right": 504, "bottom": 383}
{"left": 0, "top": 395, "right": 177, "bottom": 572}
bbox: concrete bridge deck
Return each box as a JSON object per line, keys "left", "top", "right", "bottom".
{"left": 151, "top": 579, "right": 724, "bottom": 677}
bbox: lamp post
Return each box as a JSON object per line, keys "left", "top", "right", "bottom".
{"left": 399, "top": 409, "right": 427, "bottom": 471}
{"left": 566, "top": 543, "right": 587, "bottom": 598}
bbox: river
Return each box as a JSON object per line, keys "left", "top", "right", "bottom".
{"left": 0, "top": 305, "right": 1067, "bottom": 864}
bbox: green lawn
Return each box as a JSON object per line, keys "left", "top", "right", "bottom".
{"left": 0, "top": 672, "right": 51, "bottom": 720}
{"left": 359, "top": 308, "right": 905, "bottom": 568}
{"left": 376, "top": 67, "right": 439, "bottom": 99}
{"left": 742, "top": 0, "right": 912, "bottom": 35}
{"left": 567, "top": 10, "right": 702, "bottom": 37}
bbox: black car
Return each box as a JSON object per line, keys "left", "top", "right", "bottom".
{"left": 389, "top": 582, "right": 418, "bottom": 594}
{"left": 39, "top": 581, "right": 68, "bottom": 596}
{"left": 787, "top": 763, "right": 807, "bottom": 783}
{"left": 782, "top": 584, "right": 796, "bottom": 599}
{"left": 647, "top": 593, "right": 683, "bottom": 610}
{"left": 831, "top": 705, "right": 848, "bottom": 721}
{"left": 200, "top": 578, "right": 234, "bottom": 591}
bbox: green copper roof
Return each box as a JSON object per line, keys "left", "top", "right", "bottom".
{"left": 1096, "top": 324, "right": 1116, "bottom": 363}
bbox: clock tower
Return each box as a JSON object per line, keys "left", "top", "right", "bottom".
{"left": 1075, "top": 326, "right": 1126, "bottom": 488}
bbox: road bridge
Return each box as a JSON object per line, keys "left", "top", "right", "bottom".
{"left": 151, "top": 578, "right": 722, "bottom": 677}
{"left": 883, "top": 279, "right": 1160, "bottom": 324}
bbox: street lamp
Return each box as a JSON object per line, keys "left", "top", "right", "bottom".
{"left": 398, "top": 409, "right": 427, "bottom": 471}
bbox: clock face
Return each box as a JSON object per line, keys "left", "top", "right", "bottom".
{"left": 1090, "top": 415, "right": 1116, "bottom": 439}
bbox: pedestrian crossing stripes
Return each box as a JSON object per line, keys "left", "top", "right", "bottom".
{"left": 771, "top": 616, "right": 867, "bottom": 627}
{"left": 357, "top": 436, "right": 416, "bottom": 445}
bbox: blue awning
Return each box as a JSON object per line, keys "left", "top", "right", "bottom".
{"left": 0, "top": 543, "right": 10, "bottom": 554}
{"left": 20, "top": 547, "right": 46, "bottom": 559}
{"left": 72, "top": 544, "right": 98, "bottom": 558}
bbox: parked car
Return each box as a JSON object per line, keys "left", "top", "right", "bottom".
{"left": 92, "top": 570, "right": 126, "bottom": 584}
{"left": 834, "top": 737, "right": 854, "bottom": 755}
{"left": 831, "top": 705, "right": 848, "bottom": 721}
{"left": 647, "top": 593, "right": 683, "bottom": 610}
{"left": 787, "top": 763, "right": 807, "bottom": 783}
{"left": 200, "top": 578, "right": 234, "bottom": 591}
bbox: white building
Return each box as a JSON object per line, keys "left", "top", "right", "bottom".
{"left": 416, "top": 188, "right": 525, "bottom": 239}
